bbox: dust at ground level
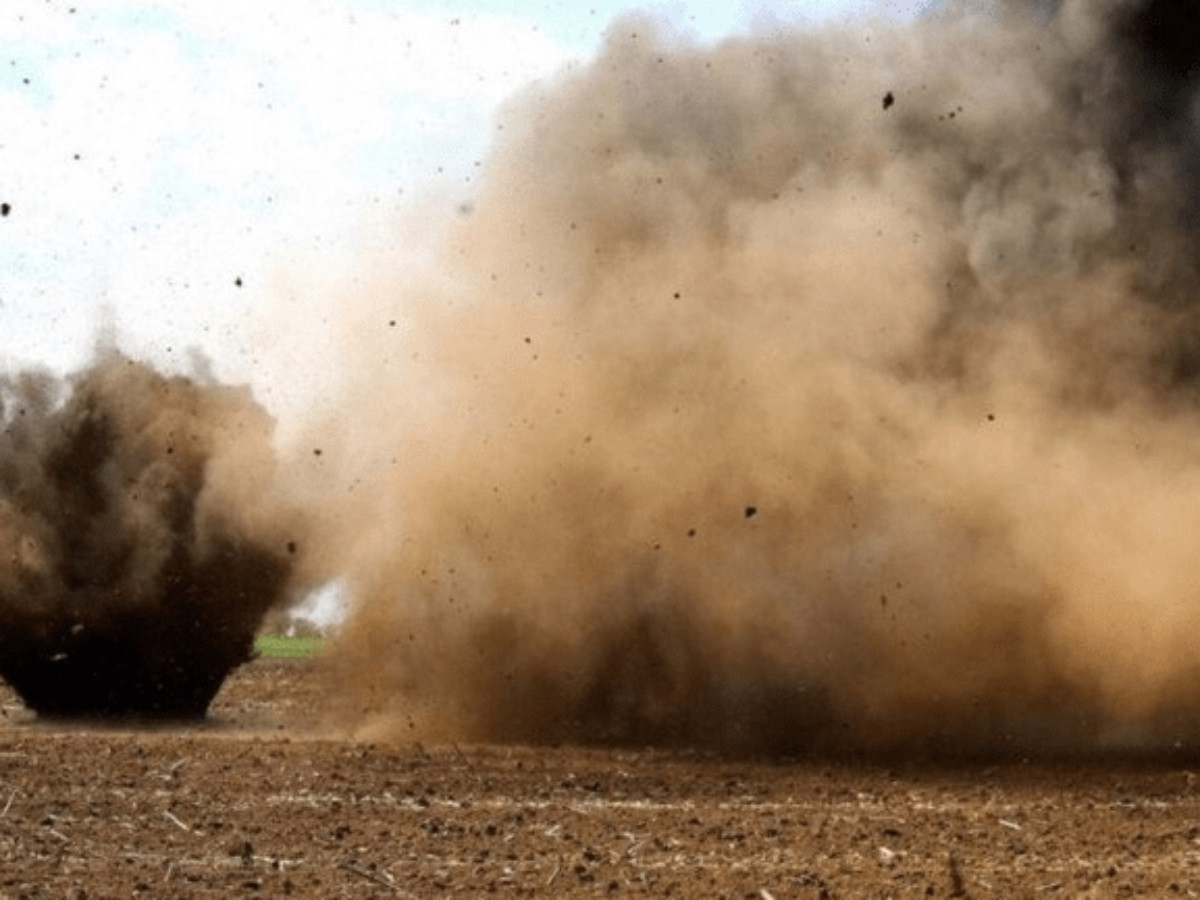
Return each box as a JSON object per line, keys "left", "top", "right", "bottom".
{"left": 0, "top": 659, "right": 1199, "bottom": 897}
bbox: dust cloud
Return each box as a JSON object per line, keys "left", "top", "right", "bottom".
{"left": 0, "top": 353, "right": 306, "bottom": 717}
{"left": 303, "top": 0, "right": 1200, "bottom": 755}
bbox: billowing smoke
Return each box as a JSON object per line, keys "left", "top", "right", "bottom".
{"left": 299, "top": 0, "right": 1200, "bottom": 755}
{"left": 0, "top": 353, "right": 305, "bottom": 717}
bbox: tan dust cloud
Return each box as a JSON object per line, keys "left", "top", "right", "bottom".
{"left": 311, "top": 0, "right": 1200, "bottom": 754}
{"left": 0, "top": 352, "right": 309, "bottom": 717}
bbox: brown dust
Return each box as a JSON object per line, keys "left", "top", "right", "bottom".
{"left": 309, "top": 0, "right": 1200, "bottom": 756}
{"left": 0, "top": 354, "right": 306, "bottom": 717}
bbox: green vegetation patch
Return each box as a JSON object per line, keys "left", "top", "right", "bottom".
{"left": 254, "top": 634, "right": 324, "bottom": 658}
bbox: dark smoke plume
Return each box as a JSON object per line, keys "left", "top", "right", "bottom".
{"left": 0, "top": 354, "right": 303, "bottom": 718}
{"left": 311, "top": 0, "right": 1200, "bottom": 755}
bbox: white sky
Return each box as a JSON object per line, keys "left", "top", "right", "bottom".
{"left": 0, "top": 0, "right": 934, "bottom": 409}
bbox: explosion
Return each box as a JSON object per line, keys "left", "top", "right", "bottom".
{"left": 0, "top": 354, "right": 302, "bottom": 718}
{"left": 306, "top": 0, "right": 1200, "bottom": 755}
{"left": 5, "top": 0, "right": 1200, "bottom": 755}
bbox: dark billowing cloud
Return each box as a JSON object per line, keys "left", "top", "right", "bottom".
{"left": 0, "top": 354, "right": 306, "bottom": 717}
{"left": 298, "top": 0, "right": 1200, "bottom": 755}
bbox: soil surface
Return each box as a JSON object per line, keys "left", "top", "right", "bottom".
{"left": 1, "top": 659, "right": 1199, "bottom": 897}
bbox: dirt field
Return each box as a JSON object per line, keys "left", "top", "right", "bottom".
{"left": 1, "top": 659, "right": 1199, "bottom": 898}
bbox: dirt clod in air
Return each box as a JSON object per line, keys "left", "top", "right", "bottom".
{"left": 0, "top": 353, "right": 303, "bottom": 718}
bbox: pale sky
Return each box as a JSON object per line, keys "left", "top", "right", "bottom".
{"left": 0, "top": 0, "right": 935, "bottom": 406}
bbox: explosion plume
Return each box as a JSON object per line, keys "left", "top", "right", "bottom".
{"left": 0, "top": 354, "right": 302, "bottom": 718}
{"left": 304, "top": 0, "right": 1200, "bottom": 756}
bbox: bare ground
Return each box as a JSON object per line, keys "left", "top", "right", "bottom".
{"left": 1, "top": 659, "right": 1199, "bottom": 898}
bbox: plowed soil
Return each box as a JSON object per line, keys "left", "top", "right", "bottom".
{"left": 2, "top": 659, "right": 1199, "bottom": 898}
